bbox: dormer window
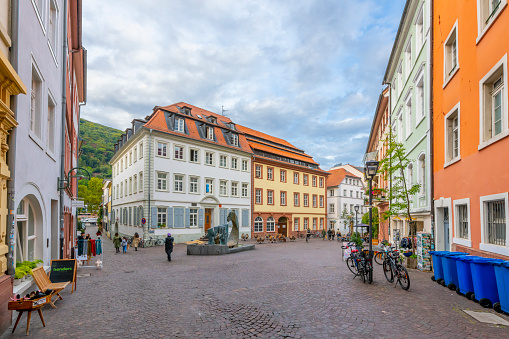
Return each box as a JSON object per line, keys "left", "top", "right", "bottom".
{"left": 229, "top": 122, "right": 236, "bottom": 130}
{"left": 175, "top": 117, "right": 184, "bottom": 133}
{"left": 231, "top": 133, "right": 239, "bottom": 146}
{"left": 206, "top": 126, "right": 214, "bottom": 140}
{"left": 182, "top": 107, "right": 192, "bottom": 115}
{"left": 207, "top": 116, "right": 217, "bottom": 124}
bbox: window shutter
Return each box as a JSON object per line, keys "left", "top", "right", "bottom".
{"left": 242, "top": 209, "right": 249, "bottom": 227}
{"left": 198, "top": 208, "right": 204, "bottom": 227}
{"left": 185, "top": 208, "right": 191, "bottom": 228}
{"left": 151, "top": 207, "right": 157, "bottom": 228}
{"left": 220, "top": 208, "right": 227, "bottom": 224}
{"left": 174, "top": 208, "right": 184, "bottom": 228}
{"left": 167, "top": 207, "right": 173, "bottom": 228}
{"left": 134, "top": 208, "right": 137, "bottom": 226}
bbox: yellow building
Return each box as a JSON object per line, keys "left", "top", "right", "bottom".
{"left": 0, "top": 1, "right": 27, "bottom": 333}
{"left": 237, "top": 125, "right": 328, "bottom": 237}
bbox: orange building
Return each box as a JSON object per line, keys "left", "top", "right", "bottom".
{"left": 365, "top": 87, "right": 391, "bottom": 243}
{"left": 433, "top": 1, "right": 509, "bottom": 259}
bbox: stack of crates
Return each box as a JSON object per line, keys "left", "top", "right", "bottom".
{"left": 417, "top": 232, "right": 432, "bottom": 271}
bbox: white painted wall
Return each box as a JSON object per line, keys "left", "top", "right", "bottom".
{"left": 327, "top": 177, "right": 365, "bottom": 233}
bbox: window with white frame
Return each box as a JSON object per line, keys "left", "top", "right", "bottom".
{"left": 241, "top": 183, "right": 248, "bottom": 197}
{"left": 190, "top": 208, "right": 198, "bottom": 227}
{"left": 456, "top": 203, "right": 469, "bottom": 239}
{"left": 205, "top": 178, "right": 214, "bottom": 194}
{"left": 16, "top": 199, "right": 41, "bottom": 263}
{"left": 206, "top": 126, "right": 214, "bottom": 140}
{"left": 34, "top": 0, "right": 45, "bottom": 22}
{"left": 231, "top": 133, "right": 239, "bottom": 146}
{"left": 294, "top": 218, "right": 299, "bottom": 231}
{"left": 157, "top": 208, "right": 167, "bottom": 227}
{"left": 125, "top": 156, "right": 127, "bottom": 169}
{"left": 294, "top": 193, "right": 299, "bottom": 206}
{"left": 280, "top": 170, "right": 286, "bottom": 182}
{"left": 129, "top": 177, "right": 132, "bottom": 195}
{"left": 133, "top": 174, "right": 137, "bottom": 193}
{"left": 405, "top": 93, "right": 412, "bottom": 138}
{"left": 116, "top": 184, "right": 119, "bottom": 199}
{"left": 205, "top": 152, "right": 214, "bottom": 165}
{"left": 304, "top": 194, "right": 309, "bottom": 207}
{"left": 312, "top": 218, "right": 317, "bottom": 230}
{"left": 139, "top": 143, "right": 143, "bottom": 158}
{"left": 139, "top": 172, "right": 143, "bottom": 192}
{"left": 190, "top": 177, "right": 199, "bottom": 193}
{"left": 120, "top": 182, "right": 123, "bottom": 197}
{"left": 157, "top": 172, "right": 167, "bottom": 191}
{"left": 242, "top": 159, "right": 248, "bottom": 171}
{"left": 190, "top": 149, "right": 199, "bottom": 163}
{"left": 312, "top": 195, "right": 317, "bottom": 207}
{"left": 319, "top": 177, "right": 324, "bottom": 188}
{"left": 267, "top": 191, "right": 273, "bottom": 204}
{"left": 397, "top": 62, "right": 403, "bottom": 98}
{"left": 124, "top": 179, "right": 127, "bottom": 195}
{"left": 254, "top": 217, "right": 263, "bottom": 232}
{"left": 312, "top": 176, "right": 317, "bottom": 187}
{"left": 320, "top": 196, "right": 324, "bottom": 208}
{"left": 405, "top": 39, "right": 412, "bottom": 77}
{"left": 255, "top": 189, "right": 262, "bottom": 204}
{"left": 294, "top": 172, "right": 299, "bottom": 184}
{"left": 477, "top": 0, "right": 507, "bottom": 40}
{"left": 219, "top": 155, "right": 227, "bottom": 168}
{"left": 343, "top": 189, "right": 346, "bottom": 196}
{"left": 231, "top": 182, "right": 238, "bottom": 196}
{"left": 398, "top": 111, "right": 404, "bottom": 142}
{"left": 418, "top": 154, "right": 426, "bottom": 195}
{"left": 483, "top": 197, "right": 506, "bottom": 246}
{"left": 220, "top": 180, "right": 227, "bottom": 196}
{"left": 175, "top": 117, "right": 184, "bottom": 132}
{"left": 134, "top": 147, "right": 137, "bottom": 162}
{"left": 174, "top": 145, "right": 184, "bottom": 160}
{"left": 304, "top": 218, "right": 309, "bottom": 229}
{"left": 303, "top": 174, "right": 308, "bottom": 185}
{"left": 267, "top": 168, "right": 273, "bottom": 180}
{"left": 280, "top": 191, "right": 286, "bottom": 205}
{"left": 329, "top": 204, "right": 335, "bottom": 213}
{"left": 174, "top": 175, "right": 184, "bottom": 192}
{"left": 445, "top": 104, "right": 460, "bottom": 164}
{"left": 231, "top": 157, "right": 238, "bottom": 170}
{"left": 416, "top": 75, "right": 424, "bottom": 122}
{"left": 47, "top": 96, "right": 56, "bottom": 154}
{"left": 267, "top": 217, "right": 275, "bottom": 232}
{"left": 320, "top": 218, "right": 324, "bottom": 229}
{"left": 444, "top": 23, "right": 458, "bottom": 83}
{"left": 129, "top": 152, "right": 132, "bottom": 166}
{"left": 30, "top": 66, "right": 43, "bottom": 140}
{"left": 415, "top": 6, "right": 424, "bottom": 49}
{"left": 157, "top": 142, "right": 167, "bottom": 157}
{"left": 255, "top": 165, "right": 262, "bottom": 178}
{"left": 407, "top": 163, "right": 413, "bottom": 190}
{"left": 479, "top": 55, "right": 507, "bottom": 147}
{"left": 330, "top": 189, "right": 334, "bottom": 197}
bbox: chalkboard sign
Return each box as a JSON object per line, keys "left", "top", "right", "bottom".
{"left": 49, "top": 259, "right": 77, "bottom": 293}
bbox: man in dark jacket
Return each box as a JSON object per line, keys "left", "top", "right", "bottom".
{"left": 165, "top": 233, "right": 174, "bottom": 261}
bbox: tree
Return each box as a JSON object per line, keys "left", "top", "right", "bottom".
{"left": 378, "top": 132, "right": 421, "bottom": 253}
{"left": 78, "top": 177, "right": 104, "bottom": 214}
{"left": 341, "top": 209, "right": 354, "bottom": 235}
{"left": 362, "top": 207, "right": 379, "bottom": 239}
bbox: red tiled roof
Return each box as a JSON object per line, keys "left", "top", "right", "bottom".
{"left": 237, "top": 124, "right": 301, "bottom": 150}
{"left": 249, "top": 140, "right": 318, "bottom": 165}
{"left": 326, "top": 168, "right": 360, "bottom": 187}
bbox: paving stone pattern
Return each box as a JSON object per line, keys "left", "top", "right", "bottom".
{"left": 2, "top": 231, "right": 508, "bottom": 338}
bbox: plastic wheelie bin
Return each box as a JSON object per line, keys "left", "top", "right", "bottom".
{"left": 469, "top": 257, "right": 505, "bottom": 308}
{"left": 454, "top": 255, "right": 481, "bottom": 299}
{"left": 441, "top": 252, "right": 469, "bottom": 291}
{"left": 429, "top": 251, "right": 446, "bottom": 284}
{"left": 492, "top": 261, "right": 509, "bottom": 314}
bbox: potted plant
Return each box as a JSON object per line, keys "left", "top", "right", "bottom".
{"left": 405, "top": 254, "right": 417, "bottom": 269}
{"left": 350, "top": 232, "right": 363, "bottom": 249}
{"left": 34, "top": 259, "right": 44, "bottom": 267}
{"left": 13, "top": 269, "right": 24, "bottom": 286}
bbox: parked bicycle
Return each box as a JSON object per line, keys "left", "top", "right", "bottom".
{"left": 342, "top": 242, "right": 373, "bottom": 284}
{"left": 382, "top": 246, "right": 410, "bottom": 290}
{"left": 145, "top": 237, "right": 164, "bottom": 247}
{"left": 374, "top": 241, "right": 391, "bottom": 265}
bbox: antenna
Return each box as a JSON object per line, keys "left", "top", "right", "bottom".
{"left": 221, "top": 105, "right": 228, "bottom": 116}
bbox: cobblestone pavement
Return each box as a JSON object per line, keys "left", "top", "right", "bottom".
{"left": 2, "top": 231, "right": 509, "bottom": 338}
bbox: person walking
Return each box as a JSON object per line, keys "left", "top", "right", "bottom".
{"left": 121, "top": 237, "right": 128, "bottom": 253}
{"left": 113, "top": 233, "right": 121, "bottom": 253}
{"left": 306, "top": 227, "right": 311, "bottom": 242}
{"left": 133, "top": 232, "right": 140, "bottom": 251}
{"left": 165, "top": 233, "right": 174, "bottom": 261}
{"left": 331, "top": 229, "right": 335, "bottom": 241}
{"left": 322, "top": 228, "right": 327, "bottom": 240}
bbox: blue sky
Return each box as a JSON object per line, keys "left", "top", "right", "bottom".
{"left": 81, "top": 0, "right": 405, "bottom": 170}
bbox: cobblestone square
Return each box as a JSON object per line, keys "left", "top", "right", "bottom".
{"left": 3, "top": 233, "right": 508, "bottom": 338}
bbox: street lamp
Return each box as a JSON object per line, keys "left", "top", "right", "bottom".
{"left": 364, "top": 160, "right": 379, "bottom": 258}
{"left": 354, "top": 204, "right": 359, "bottom": 235}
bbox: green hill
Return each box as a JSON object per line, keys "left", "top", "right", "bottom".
{"left": 79, "top": 118, "right": 123, "bottom": 178}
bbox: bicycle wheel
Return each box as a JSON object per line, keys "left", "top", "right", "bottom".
{"left": 346, "top": 257, "right": 358, "bottom": 276}
{"left": 383, "top": 261, "right": 394, "bottom": 283}
{"left": 360, "top": 265, "right": 366, "bottom": 283}
{"left": 374, "top": 252, "right": 384, "bottom": 265}
{"left": 396, "top": 264, "right": 410, "bottom": 290}
{"left": 156, "top": 238, "right": 164, "bottom": 246}
{"left": 366, "top": 261, "right": 373, "bottom": 284}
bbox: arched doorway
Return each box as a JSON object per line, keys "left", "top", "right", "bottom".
{"left": 277, "top": 216, "right": 288, "bottom": 237}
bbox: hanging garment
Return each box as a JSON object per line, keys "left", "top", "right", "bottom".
{"left": 96, "top": 239, "right": 102, "bottom": 255}
{"left": 82, "top": 240, "right": 88, "bottom": 257}
{"left": 77, "top": 239, "right": 84, "bottom": 256}
{"left": 91, "top": 239, "right": 96, "bottom": 256}
{"left": 87, "top": 239, "right": 92, "bottom": 257}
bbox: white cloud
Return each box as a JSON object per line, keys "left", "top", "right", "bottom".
{"left": 81, "top": 0, "right": 405, "bottom": 169}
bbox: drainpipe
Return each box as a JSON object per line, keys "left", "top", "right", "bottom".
{"left": 59, "top": 0, "right": 68, "bottom": 259}
{"left": 146, "top": 129, "right": 152, "bottom": 239}
{"left": 382, "top": 80, "right": 393, "bottom": 249}
{"left": 6, "top": 0, "right": 20, "bottom": 276}
{"left": 429, "top": 0, "right": 435, "bottom": 250}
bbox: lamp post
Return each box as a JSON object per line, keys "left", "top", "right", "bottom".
{"left": 354, "top": 205, "right": 359, "bottom": 235}
{"left": 364, "top": 160, "right": 379, "bottom": 257}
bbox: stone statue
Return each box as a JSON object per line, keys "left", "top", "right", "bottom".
{"left": 204, "top": 224, "right": 229, "bottom": 245}
{"left": 227, "top": 211, "right": 239, "bottom": 247}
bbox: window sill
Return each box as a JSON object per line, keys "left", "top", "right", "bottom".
{"left": 47, "top": 40, "right": 58, "bottom": 66}
{"left": 443, "top": 67, "right": 460, "bottom": 89}
{"left": 405, "top": 131, "right": 413, "bottom": 141}
{"left": 155, "top": 155, "right": 168, "bottom": 159}
{"left": 453, "top": 237, "right": 472, "bottom": 248}
{"left": 173, "top": 158, "right": 185, "bottom": 162}
{"left": 478, "top": 130, "right": 509, "bottom": 150}
{"left": 443, "top": 156, "right": 461, "bottom": 169}
{"left": 480, "top": 242, "right": 509, "bottom": 257}
{"left": 415, "top": 115, "right": 426, "bottom": 128}
{"left": 205, "top": 163, "right": 215, "bottom": 167}
{"left": 173, "top": 191, "right": 185, "bottom": 194}
{"left": 46, "top": 150, "right": 57, "bottom": 162}
{"left": 476, "top": 1, "right": 508, "bottom": 45}
{"left": 29, "top": 132, "right": 44, "bottom": 150}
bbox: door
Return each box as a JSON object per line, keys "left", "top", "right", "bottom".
{"left": 205, "top": 209, "right": 212, "bottom": 232}
{"left": 443, "top": 208, "right": 450, "bottom": 250}
{"left": 277, "top": 217, "right": 288, "bottom": 236}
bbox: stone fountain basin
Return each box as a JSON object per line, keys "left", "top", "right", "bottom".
{"left": 186, "top": 243, "right": 255, "bottom": 255}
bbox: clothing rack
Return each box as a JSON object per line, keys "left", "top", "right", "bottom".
{"left": 75, "top": 238, "right": 103, "bottom": 269}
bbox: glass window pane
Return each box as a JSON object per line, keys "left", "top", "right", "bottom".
{"left": 28, "top": 238, "right": 35, "bottom": 261}
{"left": 28, "top": 205, "right": 35, "bottom": 236}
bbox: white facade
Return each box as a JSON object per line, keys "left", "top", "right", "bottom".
{"left": 111, "top": 128, "right": 252, "bottom": 243}
{"left": 327, "top": 176, "right": 366, "bottom": 233}
{"left": 13, "top": 0, "right": 65, "bottom": 266}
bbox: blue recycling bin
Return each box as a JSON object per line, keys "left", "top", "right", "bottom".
{"left": 492, "top": 261, "right": 509, "bottom": 314}
{"left": 453, "top": 255, "right": 481, "bottom": 298}
{"left": 469, "top": 257, "right": 505, "bottom": 308}
{"left": 429, "top": 251, "right": 446, "bottom": 282}
{"left": 441, "top": 252, "right": 469, "bottom": 290}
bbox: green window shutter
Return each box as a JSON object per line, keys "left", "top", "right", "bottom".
{"left": 167, "top": 207, "right": 174, "bottom": 228}
{"left": 198, "top": 209, "right": 204, "bottom": 227}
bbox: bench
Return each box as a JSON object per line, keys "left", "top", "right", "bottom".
{"left": 31, "top": 266, "right": 70, "bottom": 309}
